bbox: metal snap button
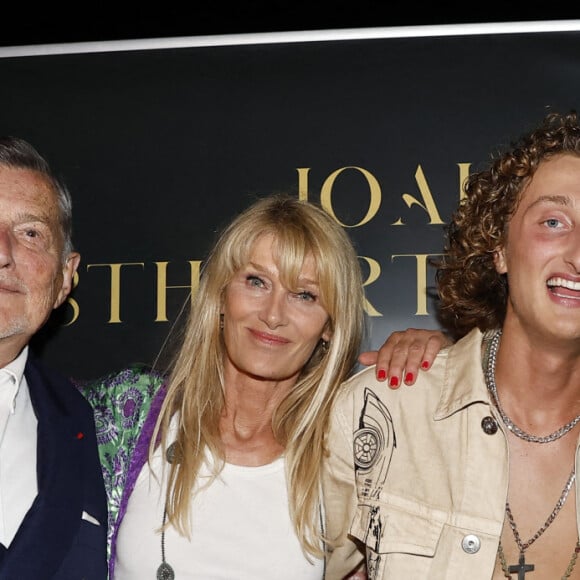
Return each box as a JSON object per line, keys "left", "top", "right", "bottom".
{"left": 461, "top": 534, "right": 481, "bottom": 554}
{"left": 481, "top": 416, "right": 498, "bottom": 435}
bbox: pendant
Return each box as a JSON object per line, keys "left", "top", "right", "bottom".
{"left": 157, "top": 562, "right": 175, "bottom": 580}
{"left": 508, "top": 553, "right": 534, "bottom": 579}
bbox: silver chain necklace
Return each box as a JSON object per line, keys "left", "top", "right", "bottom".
{"left": 157, "top": 442, "right": 176, "bottom": 580}
{"left": 506, "top": 468, "right": 576, "bottom": 552}
{"left": 485, "top": 330, "right": 580, "bottom": 443}
{"left": 157, "top": 506, "right": 174, "bottom": 580}
{"left": 499, "top": 468, "right": 576, "bottom": 578}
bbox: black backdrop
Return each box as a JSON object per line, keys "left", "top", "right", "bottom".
{"left": 1, "top": 24, "right": 579, "bottom": 379}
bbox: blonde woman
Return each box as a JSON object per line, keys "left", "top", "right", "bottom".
{"left": 82, "top": 194, "right": 368, "bottom": 579}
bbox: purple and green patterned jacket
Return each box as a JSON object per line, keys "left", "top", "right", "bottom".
{"left": 77, "top": 365, "right": 167, "bottom": 579}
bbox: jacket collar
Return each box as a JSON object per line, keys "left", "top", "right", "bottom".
{"left": 434, "top": 327, "right": 492, "bottom": 420}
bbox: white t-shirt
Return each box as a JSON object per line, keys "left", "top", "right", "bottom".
{"left": 115, "top": 433, "right": 324, "bottom": 579}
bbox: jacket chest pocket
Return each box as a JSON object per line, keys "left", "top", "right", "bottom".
{"left": 352, "top": 501, "right": 497, "bottom": 580}
{"left": 355, "top": 500, "right": 443, "bottom": 552}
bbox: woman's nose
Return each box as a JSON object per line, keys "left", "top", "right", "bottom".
{"left": 260, "top": 291, "right": 288, "bottom": 328}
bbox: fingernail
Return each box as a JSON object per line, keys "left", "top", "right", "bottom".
{"left": 405, "top": 372, "right": 413, "bottom": 384}
{"left": 377, "top": 369, "right": 386, "bottom": 380}
{"left": 389, "top": 376, "right": 399, "bottom": 388}
{"left": 421, "top": 361, "right": 429, "bottom": 369}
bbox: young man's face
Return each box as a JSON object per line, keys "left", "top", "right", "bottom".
{"left": 495, "top": 153, "right": 580, "bottom": 343}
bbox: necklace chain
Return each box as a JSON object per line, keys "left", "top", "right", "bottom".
{"left": 485, "top": 330, "right": 580, "bottom": 577}
{"left": 506, "top": 468, "right": 576, "bottom": 552}
{"left": 498, "top": 453, "right": 576, "bottom": 579}
{"left": 486, "top": 330, "right": 580, "bottom": 443}
{"left": 157, "top": 443, "right": 176, "bottom": 580}
{"left": 157, "top": 507, "right": 175, "bottom": 580}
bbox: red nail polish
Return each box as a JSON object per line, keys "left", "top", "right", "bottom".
{"left": 421, "top": 361, "right": 429, "bottom": 369}
{"left": 405, "top": 372, "right": 413, "bottom": 383}
{"left": 389, "top": 376, "right": 399, "bottom": 388}
{"left": 377, "top": 369, "right": 386, "bottom": 380}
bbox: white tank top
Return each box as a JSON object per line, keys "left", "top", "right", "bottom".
{"left": 114, "top": 440, "right": 324, "bottom": 579}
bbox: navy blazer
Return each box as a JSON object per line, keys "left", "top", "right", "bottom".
{"left": 0, "top": 356, "right": 108, "bottom": 579}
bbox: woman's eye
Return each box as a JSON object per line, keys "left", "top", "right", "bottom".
{"left": 296, "top": 291, "right": 316, "bottom": 302}
{"left": 544, "top": 218, "right": 563, "bottom": 229}
{"left": 247, "top": 275, "right": 265, "bottom": 287}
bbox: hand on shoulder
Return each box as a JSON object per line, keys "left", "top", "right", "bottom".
{"left": 358, "top": 328, "right": 452, "bottom": 388}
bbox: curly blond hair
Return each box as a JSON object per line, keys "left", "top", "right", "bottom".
{"left": 436, "top": 110, "right": 580, "bottom": 338}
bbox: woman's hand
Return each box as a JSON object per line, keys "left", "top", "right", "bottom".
{"left": 358, "top": 328, "right": 452, "bottom": 388}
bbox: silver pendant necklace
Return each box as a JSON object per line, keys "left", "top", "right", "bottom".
{"left": 485, "top": 330, "right": 580, "bottom": 577}
{"left": 498, "top": 468, "right": 576, "bottom": 578}
{"left": 157, "top": 442, "right": 176, "bottom": 580}
{"left": 485, "top": 330, "right": 580, "bottom": 443}
{"left": 156, "top": 507, "right": 175, "bottom": 580}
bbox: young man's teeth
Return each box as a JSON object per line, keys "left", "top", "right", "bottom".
{"left": 547, "top": 277, "right": 580, "bottom": 290}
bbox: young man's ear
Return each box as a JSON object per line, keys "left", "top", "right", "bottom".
{"left": 493, "top": 247, "right": 507, "bottom": 274}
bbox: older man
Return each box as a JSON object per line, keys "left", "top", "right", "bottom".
{"left": 0, "top": 137, "right": 107, "bottom": 578}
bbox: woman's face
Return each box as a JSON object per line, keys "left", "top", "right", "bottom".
{"left": 221, "top": 234, "right": 331, "bottom": 385}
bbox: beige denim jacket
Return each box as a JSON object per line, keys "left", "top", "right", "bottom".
{"left": 323, "top": 328, "right": 580, "bottom": 579}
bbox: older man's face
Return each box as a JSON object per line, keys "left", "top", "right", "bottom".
{"left": 0, "top": 166, "right": 79, "bottom": 357}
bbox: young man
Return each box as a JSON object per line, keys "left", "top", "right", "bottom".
{"left": 323, "top": 110, "right": 580, "bottom": 579}
{"left": 0, "top": 137, "right": 107, "bottom": 578}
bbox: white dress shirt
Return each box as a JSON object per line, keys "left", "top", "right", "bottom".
{"left": 0, "top": 346, "right": 38, "bottom": 546}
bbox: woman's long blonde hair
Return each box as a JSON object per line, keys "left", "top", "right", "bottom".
{"left": 152, "top": 193, "right": 365, "bottom": 557}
